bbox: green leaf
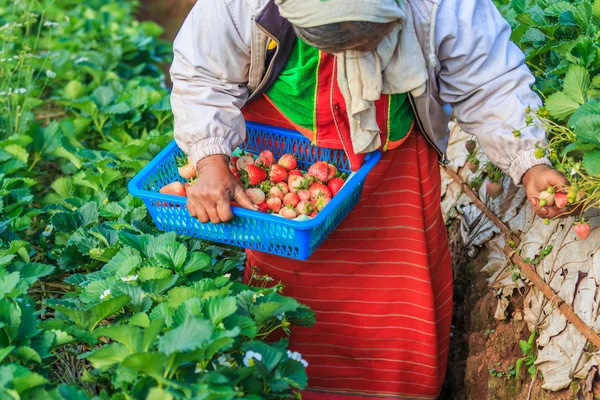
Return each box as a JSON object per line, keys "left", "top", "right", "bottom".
{"left": 57, "top": 384, "right": 89, "bottom": 400}
{"left": 167, "top": 287, "right": 203, "bottom": 308}
{"left": 147, "top": 387, "right": 173, "bottom": 400}
{"left": 0, "top": 272, "right": 19, "bottom": 298}
{"left": 150, "top": 303, "right": 174, "bottom": 327}
{"left": 0, "top": 346, "right": 14, "bottom": 363}
{"left": 521, "top": 28, "right": 546, "bottom": 43}
{"left": 129, "top": 313, "right": 150, "bottom": 328}
{"left": 563, "top": 65, "right": 589, "bottom": 104}
{"left": 158, "top": 318, "right": 213, "bottom": 356}
{"left": 583, "top": 150, "right": 600, "bottom": 177}
{"left": 560, "top": 141, "right": 600, "bottom": 156}
{"left": 141, "top": 318, "right": 164, "bottom": 352}
{"left": 138, "top": 267, "right": 172, "bottom": 281}
{"left": 253, "top": 302, "right": 282, "bottom": 325}
{"left": 95, "top": 325, "right": 141, "bottom": 353}
{"left": 63, "top": 81, "right": 86, "bottom": 100}
{"left": 204, "top": 297, "right": 237, "bottom": 326}
{"left": 573, "top": 2, "right": 593, "bottom": 29}
{"left": 13, "top": 346, "right": 41, "bottom": 364}
{"left": 280, "top": 358, "right": 308, "bottom": 389}
{"left": 594, "top": 0, "right": 600, "bottom": 22}
{"left": 573, "top": 113, "right": 600, "bottom": 145}
{"left": 225, "top": 314, "right": 258, "bottom": 338}
{"left": 0, "top": 298, "right": 21, "bottom": 343}
{"left": 545, "top": 92, "right": 581, "bottom": 120}
{"left": 182, "top": 252, "right": 212, "bottom": 275}
{"left": 12, "top": 370, "right": 48, "bottom": 393}
{"left": 141, "top": 275, "right": 178, "bottom": 295}
{"left": 92, "top": 86, "right": 116, "bottom": 108}
{"left": 243, "top": 341, "right": 283, "bottom": 373}
{"left": 85, "top": 343, "right": 129, "bottom": 369}
{"left": 121, "top": 352, "right": 167, "bottom": 376}
{"left": 102, "top": 247, "right": 141, "bottom": 278}
{"left": 46, "top": 294, "right": 130, "bottom": 332}
{"left": 155, "top": 242, "right": 187, "bottom": 272}
{"left": 51, "top": 177, "right": 75, "bottom": 199}
{"left": 104, "top": 102, "right": 131, "bottom": 114}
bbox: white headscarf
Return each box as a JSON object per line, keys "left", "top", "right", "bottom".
{"left": 276, "top": 0, "right": 428, "bottom": 153}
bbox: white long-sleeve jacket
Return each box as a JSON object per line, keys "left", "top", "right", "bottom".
{"left": 170, "top": 0, "right": 552, "bottom": 184}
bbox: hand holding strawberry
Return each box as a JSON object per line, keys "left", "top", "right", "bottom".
{"left": 522, "top": 165, "right": 570, "bottom": 219}
{"left": 186, "top": 154, "right": 257, "bottom": 223}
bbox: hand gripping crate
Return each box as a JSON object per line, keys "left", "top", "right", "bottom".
{"left": 129, "top": 122, "right": 380, "bottom": 260}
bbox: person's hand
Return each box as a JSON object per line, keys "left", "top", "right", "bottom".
{"left": 187, "top": 155, "right": 257, "bottom": 223}
{"left": 522, "top": 165, "right": 570, "bottom": 219}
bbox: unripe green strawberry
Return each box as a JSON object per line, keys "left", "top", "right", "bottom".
{"left": 534, "top": 147, "right": 546, "bottom": 159}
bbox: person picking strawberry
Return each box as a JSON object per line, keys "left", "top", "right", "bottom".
{"left": 170, "top": 0, "right": 568, "bottom": 397}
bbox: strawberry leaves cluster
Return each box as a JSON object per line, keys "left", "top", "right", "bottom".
{"left": 229, "top": 150, "right": 348, "bottom": 220}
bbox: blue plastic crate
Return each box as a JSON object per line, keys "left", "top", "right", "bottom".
{"left": 128, "top": 122, "right": 380, "bottom": 260}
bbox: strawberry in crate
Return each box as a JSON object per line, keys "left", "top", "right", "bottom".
{"left": 232, "top": 151, "right": 348, "bottom": 220}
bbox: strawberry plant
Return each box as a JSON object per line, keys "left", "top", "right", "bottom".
{"left": 0, "top": 0, "right": 314, "bottom": 398}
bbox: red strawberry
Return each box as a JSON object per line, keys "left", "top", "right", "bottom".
{"left": 308, "top": 210, "right": 318, "bottom": 218}
{"left": 246, "top": 165, "right": 267, "bottom": 185}
{"left": 236, "top": 155, "right": 255, "bottom": 171}
{"left": 276, "top": 182, "right": 289, "bottom": 195}
{"left": 327, "top": 178, "right": 344, "bottom": 196}
{"left": 229, "top": 164, "right": 238, "bottom": 175}
{"left": 160, "top": 182, "right": 186, "bottom": 197}
{"left": 555, "top": 192, "right": 568, "bottom": 209}
{"left": 269, "top": 186, "right": 284, "bottom": 199}
{"left": 256, "top": 202, "right": 269, "bottom": 213}
{"left": 178, "top": 163, "right": 197, "bottom": 180}
{"left": 326, "top": 164, "right": 338, "bottom": 182}
{"left": 574, "top": 221, "right": 590, "bottom": 240}
{"left": 309, "top": 182, "right": 332, "bottom": 200}
{"left": 288, "top": 175, "right": 305, "bottom": 193}
{"left": 296, "top": 200, "right": 313, "bottom": 215}
{"left": 308, "top": 161, "right": 329, "bottom": 182}
{"left": 278, "top": 154, "right": 298, "bottom": 171}
{"left": 280, "top": 206, "right": 298, "bottom": 219}
{"left": 230, "top": 201, "right": 240, "bottom": 207}
{"left": 465, "top": 139, "right": 477, "bottom": 154}
{"left": 230, "top": 156, "right": 239, "bottom": 165}
{"left": 486, "top": 181, "right": 503, "bottom": 199}
{"left": 256, "top": 150, "right": 275, "bottom": 167}
{"left": 297, "top": 189, "right": 310, "bottom": 202}
{"left": 269, "top": 164, "right": 288, "bottom": 183}
{"left": 283, "top": 192, "right": 299, "bottom": 207}
{"left": 288, "top": 169, "right": 303, "bottom": 177}
{"left": 311, "top": 194, "right": 331, "bottom": 211}
{"left": 245, "top": 188, "right": 266, "bottom": 205}
{"left": 267, "top": 197, "right": 282, "bottom": 213}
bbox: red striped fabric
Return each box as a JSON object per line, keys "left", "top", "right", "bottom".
{"left": 246, "top": 130, "right": 452, "bottom": 399}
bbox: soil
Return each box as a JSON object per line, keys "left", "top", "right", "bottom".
{"left": 137, "top": 3, "right": 598, "bottom": 398}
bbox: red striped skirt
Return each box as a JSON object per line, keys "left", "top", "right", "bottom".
{"left": 246, "top": 130, "right": 452, "bottom": 399}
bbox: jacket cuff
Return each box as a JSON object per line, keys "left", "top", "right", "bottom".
{"left": 508, "top": 149, "right": 552, "bottom": 186}
{"left": 189, "top": 137, "right": 234, "bottom": 166}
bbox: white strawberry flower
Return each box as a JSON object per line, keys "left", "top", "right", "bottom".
{"left": 571, "top": 163, "right": 581, "bottom": 176}
{"left": 287, "top": 350, "right": 309, "bottom": 368}
{"left": 194, "top": 363, "right": 206, "bottom": 373}
{"left": 45, "top": 70, "right": 56, "bottom": 78}
{"left": 42, "top": 225, "right": 53, "bottom": 237}
{"left": 99, "top": 288, "right": 111, "bottom": 301}
{"left": 243, "top": 351, "right": 263, "bottom": 367}
{"left": 277, "top": 312, "right": 285, "bottom": 321}
{"left": 217, "top": 355, "right": 234, "bottom": 367}
{"left": 224, "top": 273, "right": 231, "bottom": 279}
{"left": 120, "top": 274, "right": 138, "bottom": 282}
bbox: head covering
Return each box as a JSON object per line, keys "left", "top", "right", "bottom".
{"left": 275, "top": 0, "right": 428, "bottom": 154}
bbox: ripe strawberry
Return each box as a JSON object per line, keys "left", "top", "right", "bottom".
{"left": 308, "top": 161, "right": 329, "bottom": 182}
{"left": 269, "top": 164, "right": 288, "bottom": 183}
{"left": 246, "top": 188, "right": 266, "bottom": 205}
{"left": 230, "top": 201, "right": 240, "bottom": 207}
{"left": 256, "top": 202, "right": 269, "bottom": 213}
{"left": 269, "top": 186, "right": 284, "bottom": 199}
{"left": 309, "top": 182, "right": 332, "bottom": 200}
{"left": 280, "top": 206, "right": 298, "bottom": 220}
{"left": 256, "top": 150, "right": 275, "bottom": 167}
{"left": 308, "top": 210, "right": 318, "bottom": 218}
{"left": 297, "top": 189, "right": 311, "bottom": 202}
{"left": 288, "top": 169, "right": 303, "bottom": 177}
{"left": 327, "top": 178, "right": 344, "bottom": 196}
{"left": 267, "top": 197, "right": 282, "bottom": 213}
{"left": 554, "top": 192, "right": 568, "bottom": 209}
{"left": 283, "top": 192, "right": 299, "bottom": 207}
{"left": 178, "top": 163, "right": 197, "bottom": 180}
{"left": 574, "top": 221, "right": 590, "bottom": 240}
{"left": 276, "top": 182, "right": 289, "bottom": 195}
{"left": 326, "top": 164, "right": 338, "bottom": 182}
{"left": 288, "top": 175, "right": 305, "bottom": 193}
{"left": 229, "top": 164, "right": 238, "bottom": 175}
{"left": 230, "top": 156, "right": 239, "bottom": 165}
{"left": 246, "top": 165, "right": 267, "bottom": 185}
{"left": 160, "top": 182, "right": 186, "bottom": 197}
{"left": 486, "top": 181, "right": 503, "bottom": 199}
{"left": 296, "top": 200, "right": 313, "bottom": 215}
{"left": 311, "top": 194, "right": 331, "bottom": 211}
{"left": 236, "top": 154, "right": 255, "bottom": 171}
{"left": 278, "top": 154, "right": 298, "bottom": 171}
{"left": 465, "top": 139, "right": 477, "bottom": 154}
